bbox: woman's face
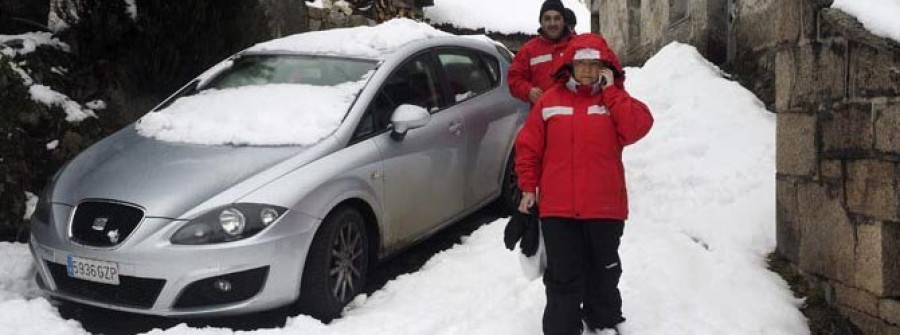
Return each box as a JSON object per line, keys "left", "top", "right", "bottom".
{"left": 573, "top": 59, "right": 603, "bottom": 85}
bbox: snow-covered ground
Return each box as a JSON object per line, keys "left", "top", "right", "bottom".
{"left": 0, "top": 42, "right": 807, "bottom": 334}
{"left": 425, "top": 0, "right": 591, "bottom": 35}
{"left": 832, "top": 0, "right": 900, "bottom": 43}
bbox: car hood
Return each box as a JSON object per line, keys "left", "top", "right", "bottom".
{"left": 53, "top": 126, "right": 311, "bottom": 218}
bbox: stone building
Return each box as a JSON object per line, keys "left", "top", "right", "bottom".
{"left": 590, "top": 0, "right": 729, "bottom": 66}
{"left": 592, "top": 0, "right": 900, "bottom": 333}
{"left": 307, "top": 0, "right": 434, "bottom": 31}
{"left": 776, "top": 5, "right": 900, "bottom": 334}
{"left": 590, "top": 0, "right": 777, "bottom": 107}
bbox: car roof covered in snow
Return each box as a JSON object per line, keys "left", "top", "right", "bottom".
{"left": 244, "top": 18, "right": 460, "bottom": 60}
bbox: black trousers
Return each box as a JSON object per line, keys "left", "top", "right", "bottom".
{"left": 541, "top": 217, "right": 625, "bottom": 335}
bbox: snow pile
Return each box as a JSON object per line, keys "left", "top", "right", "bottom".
{"left": 832, "top": 0, "right": 900, "bottom": 43}
{"left": 616, "top": 42, "right": 803, "bottom": 334}
{"left": 0, "top": 32, "right": 70, "bottom": 57}
{"left": 23, "top": 192, "right": 38, "bottom": 220}
{"left": 624, "top": 42, "right": 777, "bottom": 256}
{"left": 0, "top": 243, "right": 40, "bottom": 301}
{"left": 425, "top": 0, "right": 591, "bottom": 35}
{"left": 0, "top": 299, "right": 89, "bottom": 335}
{"left": 248, "top": 18, "right": 451, "bottom": 59}
{"left": 307, "top": 0, "right": 325, "bottom": 9}
{"left": 0, "top": 42, "right": 807, "bottom": 335}
{"left": 124, "top": 0, "right": 138, "bottom": 20}
{"left": 0, "top": 243, "right": 90, "bottom": 335}
{"left": 136, "top": 81, "right": 367, "bottom": 146}
{"left": 46, "top": 140, "right": 60, "bottom": 151}
{"left": 29, "top": 85, "right": 97, "bottom": 122}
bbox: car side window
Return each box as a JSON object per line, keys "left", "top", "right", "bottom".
{"left": 352, "top": 52, "right": 441, "bottom": 142}
{"left": 436, "top": 50, "right": 494, "bottom": 103}
{"left": 478, "top": 52, "right": 501, "bottom": 86}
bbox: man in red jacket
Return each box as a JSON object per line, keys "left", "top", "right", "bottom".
{"left": 508, "top": 0, "right": 573, "bottom": 104}
{"left": 515, "top": 34, "right": 653, "bottom": 335}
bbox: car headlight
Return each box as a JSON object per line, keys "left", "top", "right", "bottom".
{"left": 219, "top": 208, "right": 246, "bottom": 236}
{"left": 171, "top": 204, "right": 287, "bottom": 245}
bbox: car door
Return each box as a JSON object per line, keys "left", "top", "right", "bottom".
{"left": 434, "top": 48, "right": 516, "bottom": 209}
{"left": 362, "top": 51, "right": 467, "bottom": 249}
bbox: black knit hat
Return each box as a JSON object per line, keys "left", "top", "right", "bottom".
{"left": 539, "top": 0, "right": 567, "bottom": 22}
{"left": 564, "top": 8, "right": 576, "bottom": 27}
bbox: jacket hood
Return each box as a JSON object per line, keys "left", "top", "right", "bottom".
{"left": 551, "top": 34, "right": 625, "bottom": 89}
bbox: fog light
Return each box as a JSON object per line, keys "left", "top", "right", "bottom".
{"left": 174, "top": 267, "right": 269, "bottom": 309}
{"left": 219, "top": 208, "right": 245, "bottom": 236}
{"left": 260, "top": 208, "right": 279, "bottom": 226}
{"left": 214, "top": 279, "right": 232, "bottom": 292}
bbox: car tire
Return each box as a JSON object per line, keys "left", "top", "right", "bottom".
{"left": 296, "top": 205, "right": 369, "bottom": 322}
{"left": 494, "top": 151, "right": 521, "bottom": 217}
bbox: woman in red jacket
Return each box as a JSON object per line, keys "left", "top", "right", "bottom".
{"left": 515, "top": 34, "right": 653, "bottom": 335}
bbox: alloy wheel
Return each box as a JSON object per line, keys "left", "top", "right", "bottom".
{"left": 329, "top": 219, "right": 365, "bottom": 304}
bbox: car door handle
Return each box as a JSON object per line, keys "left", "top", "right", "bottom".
{"left": 448, "top": 121, "right": 462, "bottom": 135}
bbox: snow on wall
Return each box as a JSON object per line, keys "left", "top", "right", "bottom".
{"left": 425, "top": 0, "right": 591, "bottom": 35}
{"left": 832, "top": 0, "right": 900, "bottom": 43}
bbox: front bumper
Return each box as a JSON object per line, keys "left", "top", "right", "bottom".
{"left": 29, "top": 205, "right": 320, "bottom": 317}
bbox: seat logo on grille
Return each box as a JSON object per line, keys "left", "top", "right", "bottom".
{"left": 92, "top": 217, "right": 109, "bottom": 231}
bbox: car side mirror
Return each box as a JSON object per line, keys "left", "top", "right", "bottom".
{"left": 390, "top": 104, "right": 430, "bottom": 141}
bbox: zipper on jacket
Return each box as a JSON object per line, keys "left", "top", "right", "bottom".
{"left": 572, "top": 93, "right": 578, "bottom": 218}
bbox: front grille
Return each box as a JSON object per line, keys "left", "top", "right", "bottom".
{"left": 70, "top": 201, "right": 144, "bottom": 247}
{"left": 47, "top": 262, "right": 165, "bottom": 309}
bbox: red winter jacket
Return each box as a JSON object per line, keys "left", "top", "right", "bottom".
{"left": 507, "top": 34, "right": 572, "bottom": 102}
{"left": 508, "top": 33, "right": 625, "bottom": 103}
{"left": 514, "top": 35, "right": 653, "bottom": 220}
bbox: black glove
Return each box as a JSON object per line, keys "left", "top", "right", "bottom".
{"left": 504, "top": 212, "right": 527, "bottom": 250}
{"left": 503, "top": 207, "right": 540, "bottom": 257}
{"left": 519, "top": 210, "right": 539, "bottom": 257}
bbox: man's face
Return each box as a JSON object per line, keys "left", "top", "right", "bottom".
{"left": 540, "top": 10, "right": 565, "bottom": 40}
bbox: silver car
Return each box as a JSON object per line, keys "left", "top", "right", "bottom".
{"left": 28, "top": 25, "right": 527, "bottom": 320}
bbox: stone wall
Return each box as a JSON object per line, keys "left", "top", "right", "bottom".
{"left": 307, "top": 1, "right": 374, "bottom": 31}
{"left": 776, "top": 4, "right": 900, "bottom": 334}
{"left": 590, "top": 0, "right": 728, "bottom": 66}
{"left": 305, "top": 0, "right": 433, "bottom": 31}
{"left": 258, "top": 0, "right": 309, "bottom": 37}
{"left": 591, "top": 0, "right": 778, "bottom": 108}
{"left": 593, "top": 0, "right": 900, "bottom": 332}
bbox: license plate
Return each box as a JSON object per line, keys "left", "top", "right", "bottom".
{"left": 66, "top": 255, "right": 120, "bottom": 285}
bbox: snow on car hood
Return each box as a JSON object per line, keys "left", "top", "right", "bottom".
{"left": 247, "top": 18, "right": 450, "bottom": 59}
{"left": 52, "top": 126, "right": 310, "bottom": 218}
{"left": 136, "top": 80, "right": 365, "bottom": 146}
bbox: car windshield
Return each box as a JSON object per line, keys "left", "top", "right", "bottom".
{"left": 201, "top": 55, "right": 377, "bottom": 90}
{"left": 138, "top": 55, "right": 378, "bottom": 147}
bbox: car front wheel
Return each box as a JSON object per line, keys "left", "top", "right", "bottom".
{"left": 296, "top": 205, "right": 369, "bottom": 322}
{"left": 495, "top": 151, "right": 521, "bottom": 216}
